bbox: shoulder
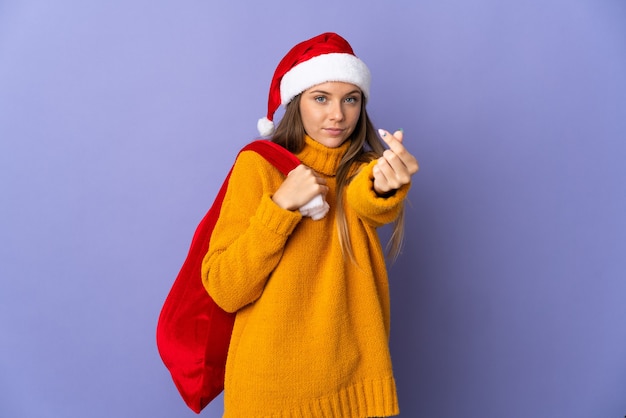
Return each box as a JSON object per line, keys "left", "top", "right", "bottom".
{"left": 233, "top": 148, "right": 279, "bottom": 175}
{"left": 227, "top": 147, "right": 288, "bottom": 192}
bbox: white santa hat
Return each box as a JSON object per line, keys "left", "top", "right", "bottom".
{"left": 257, "top": 32, "right": 371, "bottom": 136}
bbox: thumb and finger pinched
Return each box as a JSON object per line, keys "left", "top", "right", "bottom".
{"left": 373, "top": 129, "right": 419, "bottom": 194}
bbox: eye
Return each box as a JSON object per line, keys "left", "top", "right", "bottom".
{"left": 314, "top": 96, "right": 327, "bottom": 103}
{"left": 344, "top": 96, "right": 360, "bottom": 104}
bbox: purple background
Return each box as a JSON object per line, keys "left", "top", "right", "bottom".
{"left": 1, "top": 1, "right": 625, "bottom": 417}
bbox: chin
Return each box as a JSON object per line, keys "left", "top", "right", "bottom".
{"left": 323, "top": 136, "right": 349, "bottom": 148}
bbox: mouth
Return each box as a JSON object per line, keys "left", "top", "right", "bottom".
{"left": 324, "top": 128, "right": 345, "bottom": 136}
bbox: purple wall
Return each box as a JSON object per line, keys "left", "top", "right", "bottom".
{"left": 1, "top": 1, "right": 625, "bottom": 417}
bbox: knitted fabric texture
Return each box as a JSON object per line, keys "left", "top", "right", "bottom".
{"left": 202, "top": 136, "right": 409, "bottom": 417}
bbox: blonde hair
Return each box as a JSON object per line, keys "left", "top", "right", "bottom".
{"left": 272, "top": 95, "right": 405, "bottom": 262}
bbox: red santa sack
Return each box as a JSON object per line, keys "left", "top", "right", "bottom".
{"left": 156, "top": 140, "right": 300, "bottom": 413}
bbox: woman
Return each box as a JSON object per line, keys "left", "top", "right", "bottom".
{"left": 202, "top": 32, "right": 418, "bottom": 418}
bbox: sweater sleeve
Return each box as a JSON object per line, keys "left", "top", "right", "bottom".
{"left": 346, "top": 160, "right": 411, "bottom": 227}
{"left": 201, "top": 151, "right": 302, "bottom": 313}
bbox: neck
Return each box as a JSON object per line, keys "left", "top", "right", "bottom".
{"left": 296, "top": 136, "right": 350, "bottom": 176}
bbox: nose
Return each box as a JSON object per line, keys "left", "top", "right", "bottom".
{"left": 329, "top": 101, "right": 345, "bottom": 121}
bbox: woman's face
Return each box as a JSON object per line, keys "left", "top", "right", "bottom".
{"left": 298, "top": 81, "right": 362, "bottom": 148}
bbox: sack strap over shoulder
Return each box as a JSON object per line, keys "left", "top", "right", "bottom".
{"left": 241, "top": 140, "right": 301, "bottom": 175}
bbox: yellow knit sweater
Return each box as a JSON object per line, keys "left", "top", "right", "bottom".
{"left": 202, "top": 136, "right": 409, "bottom": 417}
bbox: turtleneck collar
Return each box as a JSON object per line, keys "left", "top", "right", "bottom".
{"left": 296, "top": 136, "right": 350, "bottom": 176}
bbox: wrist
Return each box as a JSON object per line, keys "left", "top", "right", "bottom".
{"left": 374, "top": 187, "right": 397, "bottom": 198}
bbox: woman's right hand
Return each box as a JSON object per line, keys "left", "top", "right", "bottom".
{"left": 272, "top": 164, "right": 328, "bottom": 211}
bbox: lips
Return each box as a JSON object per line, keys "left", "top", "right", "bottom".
{"left": 324, "top": 128, "right": 345, "bottom": 136}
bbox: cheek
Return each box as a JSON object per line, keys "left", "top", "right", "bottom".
{"left": 299, "top": 103, "right": 319, "bottom": 126}
{"left": 348, "top": 109, "right": 361, "bottom": 128}
{"left": 308, "top": 112, "right": 326, "bottom": 131}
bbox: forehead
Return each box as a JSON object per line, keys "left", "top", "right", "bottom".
{"left": 304, "top": 81, "right": 362, "bottom": 95}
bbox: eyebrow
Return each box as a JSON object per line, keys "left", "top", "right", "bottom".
{"left": 307, "top": 89, "right": 362, "bottom": 96}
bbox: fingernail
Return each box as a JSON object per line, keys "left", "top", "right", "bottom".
{"left": 398, "top": 128, "right": 404, "bottom": 132}
{"left": 378, "top": 128, "right": 387, "bottom": 137}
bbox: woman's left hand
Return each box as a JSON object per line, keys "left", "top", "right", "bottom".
{"left": 372, "top": 129, "right": 419, "bottom": 195}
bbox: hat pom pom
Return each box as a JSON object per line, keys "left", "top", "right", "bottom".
{"left": 257, "top": 117, "right": 275, "bottom": 137}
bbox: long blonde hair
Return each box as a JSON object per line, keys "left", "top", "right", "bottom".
{"left": 272, "top": 94, "right": 405, "bottom": 261}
